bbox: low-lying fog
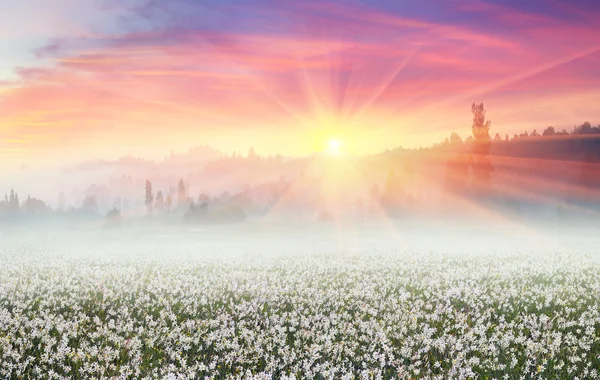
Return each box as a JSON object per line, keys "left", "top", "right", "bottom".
{"left": 2, "top": 217, "right": 598, "bottom": 259}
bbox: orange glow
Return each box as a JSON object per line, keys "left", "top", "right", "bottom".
{"left": 0, "top": 0, "right": 599, "bottom": 166}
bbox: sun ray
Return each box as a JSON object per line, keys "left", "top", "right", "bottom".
{"left": 411, "top": 45, "right": 600, "bottom": 120}
{"left": 347, "top": 38, "right": 429, "bottom": 128}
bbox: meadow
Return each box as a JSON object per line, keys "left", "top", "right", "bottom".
{"left": 1, "top": 228, "right": 599, "bottom": 379}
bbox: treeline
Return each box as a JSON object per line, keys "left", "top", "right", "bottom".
{"left": 108, "top": 176, "right": 292, "bottom": 227}
{"left": 433, "top": 113, "right": 600, "bottom": 214}
{"left": 436, "top": 121, "right": 600, "bottom": 162}
{"left": 0, "top": 174, "right": 291, "bottom": 227}
{"left": 0, "top": 190, "right": 51, "bottom": 222}
{"left": 0, "top": 188, "right": 120, "bottom": 225}
{"left": 2, "top": 104, "right": 599, "bottom": 227}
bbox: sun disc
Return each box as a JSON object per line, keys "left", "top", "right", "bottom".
{"left": 327, "top": 139, "right": 342, "bottom": 155}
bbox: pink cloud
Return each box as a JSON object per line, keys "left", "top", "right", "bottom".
{"left": 1, "top": 0, "right": 600, "bottom": 159}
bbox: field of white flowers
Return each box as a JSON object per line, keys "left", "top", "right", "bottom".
{"left": 1, "top": 229, "right": 600, "bottom": 379}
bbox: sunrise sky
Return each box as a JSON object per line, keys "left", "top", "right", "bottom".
{"left": 1, "top": 0, "right": 599, "bottom": 165}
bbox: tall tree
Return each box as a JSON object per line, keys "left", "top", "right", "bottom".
{"left": 165, "top": 194, "right": 173, "bottom": 211}
{"left": 8, "top": 189, "right": 20, "bottom": 217}
{"left": 0, "top": 195, "right": 7, "bottom": 218}
{"left": 471, "top": 103, "right": 491, "bottom": 154}
{"left": 145, "top": 180, "right": 154, "bottom": 214}
{"left": 177, "top": 178, "right": 187, "bottom": 207}
{"left": 470, "top": 103, "right": 493, "bottom": 191}
{"left": 155, "top": 191, "right": 164, "bottom": 213}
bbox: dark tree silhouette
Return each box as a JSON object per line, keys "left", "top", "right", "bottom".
{"left": 105, "top": 207, "right": 122, "bottom": 228}
{"left": 491, "top": 122, "right": 600, "bottom": 163}
{"left": 155, "top": 191, "right": 164, "bottom": 213}
{"left": 7, "top": 189, "right": 20, "bottom": 218}
{"left": 248, "top": 146, "right": 256, "bottom": 159}
{"left": 198, "top": 193, "right": 210, "bottom": 205}
{"left": 81, "top": 195, "right": 98, "bottom": 215}
{"left": 542, "top": 126, "right": 555, "bottom": 136}
{"left": 449, "top": 132, "right": 463, "bottom": 145}
{"left": 145, "top": 180, "right": 154, "bottom": 214}
{"left": 23, "top": 196, "right": 49, "bottom": 217}
{"left": 165, "top": 194, "right": 173, "bottom": 211}
{"left": 470, "top": 103, "right": 493, "bottom": 192}
{"left": 177, "top": 178, "right": 187, "bottom": 208}
{"left": 573, "top": 121, "right": 594, "bottom": 135}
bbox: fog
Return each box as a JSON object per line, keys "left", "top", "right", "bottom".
{"left": 2, "top": 142, "right": 599, "bottom": 260}
{"left": 3, "top": 181, "right": 600, "bottom": 379}
{"left": 3, "top": 215, "right": 598, "bottom": 260}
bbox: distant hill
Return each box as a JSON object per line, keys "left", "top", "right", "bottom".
{"left": 71, "top": 156, "right": 156, "bottom": 171}
{"left": 70, "top": 146, "right": 223, "bottom": 172}
{"left": 163, "top": 146, "right": 224, "bottom": 166}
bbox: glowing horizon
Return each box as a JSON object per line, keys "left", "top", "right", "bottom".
{"left": 1, "top": 0, "right": 600, "bottom": 166}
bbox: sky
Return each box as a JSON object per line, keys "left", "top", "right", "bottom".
{"left": 1, "top": 0, "right": 599, "bottom": 166}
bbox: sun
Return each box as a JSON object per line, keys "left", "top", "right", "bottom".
{"left": 326, "top": 139, "right": 342, "bottom": 156}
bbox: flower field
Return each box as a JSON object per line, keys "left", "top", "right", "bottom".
{"left": 1, "top": 239, "right": 600, "bottom": 379}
